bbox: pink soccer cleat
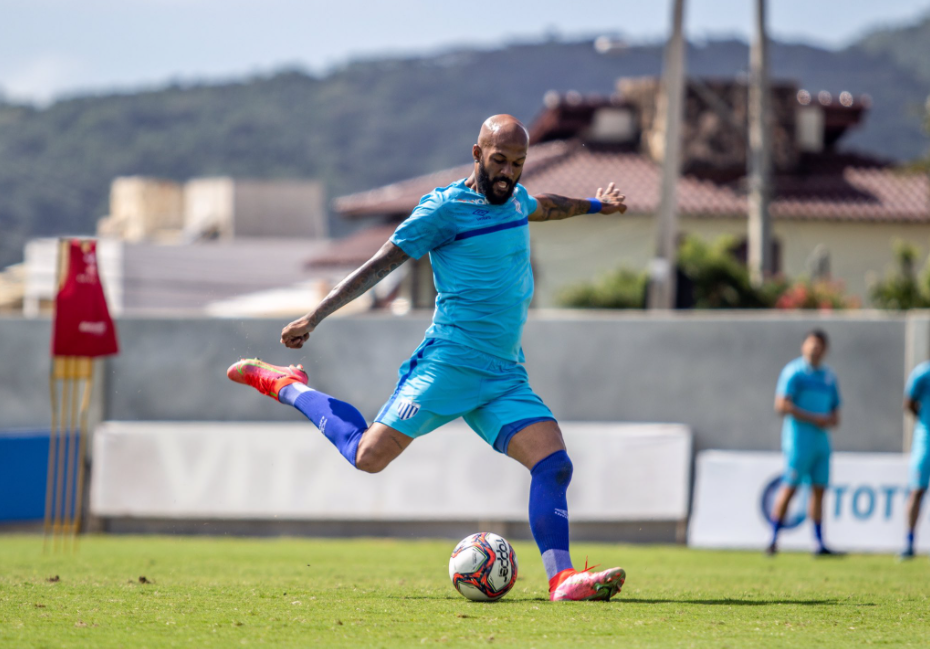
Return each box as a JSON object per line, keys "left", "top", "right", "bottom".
{"left": 549, "top": 565, "right": 626, "bottom": 602}
{"left": 226, "top": 358, "right": 309, "bottom": 401}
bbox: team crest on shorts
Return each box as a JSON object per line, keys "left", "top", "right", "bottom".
{"left": 395, "top": 399, "right": 420, "bottom": 420}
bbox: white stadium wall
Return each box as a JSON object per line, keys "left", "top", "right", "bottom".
{"left": 90, "top": 421, "right": 691, "bottom": 524}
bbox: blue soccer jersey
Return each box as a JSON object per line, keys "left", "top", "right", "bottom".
{"left": 776, "top": 358, "right": 841, "bottom": 436}
{"left": 905, "top": 361, "right": 930, "bottom": 489}
{"left": 906, "top": 362, "right": 930, "bottom": 436}
{"left": 390, "top": 180, "right": 538, "bottom": 362}
{"left": 776, "top": 357, "right": 841, "bottom": 486}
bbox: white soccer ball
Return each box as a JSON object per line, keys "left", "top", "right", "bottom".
{"left": 448, "top": 532, "right": 518, "bottom": 601}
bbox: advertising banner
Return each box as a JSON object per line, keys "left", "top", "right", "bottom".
{"left": 90, "top": 421, "right": 691, "bottom": 522}
{"left": 689, "top": 450, "right": 930, "bottom": 553}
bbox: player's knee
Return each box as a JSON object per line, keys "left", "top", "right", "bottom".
{"left": 553, "top": 454, "right": 573, "bottom": 487}
{"left": 533, "top": 450, "right": 573, "bottom": 487}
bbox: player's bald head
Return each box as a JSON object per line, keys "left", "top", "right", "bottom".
{"left": 469, "top": 114, "right": 529, "bottom": 205}
{"left": 477, "top": 115, "right": 529, "bottom": 150}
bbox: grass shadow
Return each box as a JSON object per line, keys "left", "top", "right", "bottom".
{"left": 395, "top": 596, "right": 866, "bottom": 607}
{"left": 397, "top": 595, "right": 550, "bottom": 603}
{"left": 621, "top": 598, "right": 843, "bottom": 606}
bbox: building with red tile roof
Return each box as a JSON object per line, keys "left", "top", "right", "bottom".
{"left": 328, "top": 78, "right": 930, "bottom": 307}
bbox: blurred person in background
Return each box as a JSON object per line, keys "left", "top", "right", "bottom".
{"left": 768, "top": 329, "right": 842, "bottom": 556}
{"left": 901, "top": 360, "right": 930, "bottom": 559}
{"left": 228, "top": 115, "right": 632, "bottom": 601}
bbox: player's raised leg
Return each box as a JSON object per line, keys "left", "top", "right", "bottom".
{"left": 507, "top": 420, "right": 625, "bottom": 602}
{"left": 227, "top": 358, "right": 411, "bottom": 472}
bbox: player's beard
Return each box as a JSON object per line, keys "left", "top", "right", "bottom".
{"left": 476, "top": 159, "right": 517, "bottom": 205}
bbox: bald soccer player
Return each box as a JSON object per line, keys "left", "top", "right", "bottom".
{"left": 228, "top": 115, "right": 629, "bottom": 601}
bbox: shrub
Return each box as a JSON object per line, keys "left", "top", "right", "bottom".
{"left": 869, "top": 241, "right": 930, "bottom": 310}
{"left": 557, "top": 268, "right": 646, "bottom": 309}
{"left": 555, "top": 235, "right": 864, "bottom": 310}
{"left": 774, "top": 279, "right": 860, "bottom": 310}
{"left": 677, "top": 236, "right": 772, "bottom": 308}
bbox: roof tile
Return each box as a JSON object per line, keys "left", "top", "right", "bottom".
{"left": 334, "top": 141, "right": 930, "bottom": 223}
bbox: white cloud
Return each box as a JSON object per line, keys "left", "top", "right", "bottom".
{"left": 2, "top": 53, "right": 85, "bottom": 104}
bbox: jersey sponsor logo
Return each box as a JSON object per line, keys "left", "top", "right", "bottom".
{"left": 454, "top": 197, "right": 488, "bottom": 206}
{"left": 395, "top": 399, "right": 420, "bottom": 420}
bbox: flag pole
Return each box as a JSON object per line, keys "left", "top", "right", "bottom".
{"left": 45, "top": 238, "right": 117, "bottom": 552}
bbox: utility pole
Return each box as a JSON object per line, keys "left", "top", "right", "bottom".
{"left": 748, "top": 0, "right": 772, "bottom": 286}
{"left": 648, "top": 0, "right": 686, "bottom": 310}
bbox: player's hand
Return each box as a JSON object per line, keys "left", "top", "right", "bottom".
{"left": 595, "top": 182, "right": 627, "bottom": 215}
{"left": 281, "top": 317, "right": 314, "bottom": 349}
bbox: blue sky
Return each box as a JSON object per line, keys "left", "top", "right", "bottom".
{"left": 2, "top": 0, "right": 929, "bottom": 103}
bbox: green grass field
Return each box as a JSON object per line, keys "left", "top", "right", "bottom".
{"left": 1, "top": 535, "right": 928, "bottom": 648}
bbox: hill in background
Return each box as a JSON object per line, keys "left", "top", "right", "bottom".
{"left": 1, "top": 20, "right": 929, "bottom": 268}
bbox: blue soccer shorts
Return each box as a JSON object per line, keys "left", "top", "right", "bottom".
{"left": 783, "top": 431, "right": 831, "bottom": 487}
{"left": 374, "top": 338, "right": 555, "bottom": 454}
{"left": 909, "top": 431, "right": 930, "bottom": 490}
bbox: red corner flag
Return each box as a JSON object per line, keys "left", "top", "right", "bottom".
{"left": 51, "top": 240, "right": 119, "bottom": 358}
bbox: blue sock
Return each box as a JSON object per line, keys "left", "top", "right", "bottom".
{"left": 279, "top": 383, "right": 367, "bottom": 467}
{"left": 529, "top": 450, "right": 574, "bottom": 580}
{"left": 813, "top": 521, "right": 824, "bottom": 550}
{"left": 907, "top": 530, "right": 915, "bottom": 552}
{"left": 770, "top": 518, "right": 783, "bottom": 547}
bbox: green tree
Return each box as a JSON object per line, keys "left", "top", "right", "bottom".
{"left": 869, "top": 241, "right": 930, "bottom": 310}
{"left": 557, "top": 269, "right": 646, "bottom": 309}
{"left": 676, "top": 236, "right": 772, "bottom": 308}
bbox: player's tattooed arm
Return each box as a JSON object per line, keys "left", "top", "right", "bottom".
{"left": 529, "top": 182, "right": 627, "bottom": 222}
{"left": 529, "top": 195, "right": 591, "bottom": 221}
{"left": 280, "top": 241, "right": 409, "bottom": 349}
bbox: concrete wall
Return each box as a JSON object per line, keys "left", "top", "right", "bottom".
{"left": 0, "top": 317, "right": 107, "bottom": 435}
{"left": 3, "top": 311, "right": 927, "bottom": 453}
{"left": 183, "top": 179, "right": 327, "bottom": 240}
{"left": 233, "top": 180, "right": 327, "bottom": 239}
{"left": 530, "top": 216, "right": 930, "bottom": 307}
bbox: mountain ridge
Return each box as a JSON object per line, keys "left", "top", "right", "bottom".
{"left": 1, "top": 24, "right": 928, "bottom": 268}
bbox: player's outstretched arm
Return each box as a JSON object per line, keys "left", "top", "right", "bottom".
{"left": 529, "top": 182, "right": 627, "bottom": 222}
{"left": 280, "top": 241, "right": 410, "bottom": 349}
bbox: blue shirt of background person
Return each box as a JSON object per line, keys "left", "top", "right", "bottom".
{"left": 768, "top": 329, "right": 841, "bottom": 556}
{"left": 390, "top": 181, "right": 538, "bottom": 363}
{"left": 776, "top": 357, "right": 842, "bottom": 444}
{"left": 905, "top": 361, "right": 930, "bottom": 439}
{"left": 901, "top": 360, "right": 930, "bottom": 558}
